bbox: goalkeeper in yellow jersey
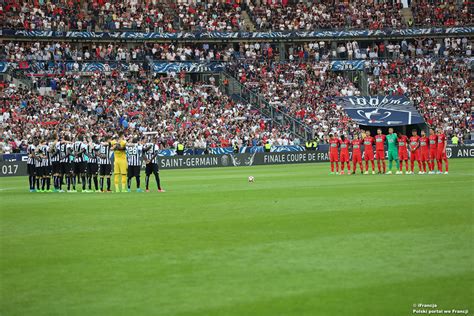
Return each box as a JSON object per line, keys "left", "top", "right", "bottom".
{"left": 111, "top": 132, "right": 128, "bottom": 192}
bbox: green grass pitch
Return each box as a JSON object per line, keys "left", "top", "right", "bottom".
{"left": 1, "top": 159, "right": 473, "bottom": 316}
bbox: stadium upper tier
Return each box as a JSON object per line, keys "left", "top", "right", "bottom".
{"left": 1, "top": 37, "right": 471, "bottom": 64}
{"left": 0, "top": 0, "right": 471, "bottom": 32}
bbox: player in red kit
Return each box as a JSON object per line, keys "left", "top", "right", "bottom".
{"left": 328, "top": 134, "right": 340, "bottom": 174}
{"left": 428, "top": 128, "right": 438, "bottom": 174}
{"left": 339, "top": 135, "right": 351, "bottom": 175}
{"left": 409, "top": 129, "right": 422, "bottom": 174}
{"left": 397, "top": 133, "right": 409, "bottom": 174}
{"left": 436, "top": 127, "right": 449, "bottom": 174}
{"left": 351, "top": 134, "right": 363, "bottom": 174}
{"left": 419, "top": 130, "right": 429, "bottom": 174}
{"left": 374, "top": 128, "right": 386, "bottom": 174}
{"left": 363, "top": 130, "right": 375, "bottom": 174}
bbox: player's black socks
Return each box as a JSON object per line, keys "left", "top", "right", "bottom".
{"left": 67, "top": 176, "right": 70, "bottom": 190}
{"left": 106, "top": 178, "right": 111, "bottom": 191}
{"left": 127, "top": 177, "right": 132, "bottom": 190}
{"left": 72, "top": 176, "right": 76, "bottom": 190}
{"left": 46, "top": 178, "right": 51, "bottom": 190}
{"left": 93, "top": 176, "right": 98, "bottom": 191}
{"left": 29, "top": 176, "right": 33, "bottom": 190}
{"left": 136, "top": 176, "right": 140, "bottom": 189}
{"left": 88, "top": 176, "right": 92, "bottom": 190}
{"left": 36, "top": 178, "right": 40, "bottom": 190}
{"left": 100, "top": 177, "right": 104, "bottom": 191}
{"left": 41, "top": 178, "right": 45, "bottom": 190}
{"left": 155, "top": 173, "right": 161, "bottom": 190}
{"left": 59, "top": 175, "right": 63, "bottom": 190}
{"left": 81, "top": 175, "right": 86, "bottom": 190}
{"left": 145, "top": 175, "right": 150, "bottom": 190}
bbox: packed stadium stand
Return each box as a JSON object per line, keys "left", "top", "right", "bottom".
{"left": 0, "top": 0, "right": 472, "bottom": 153}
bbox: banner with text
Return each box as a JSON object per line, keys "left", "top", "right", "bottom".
{"left": 1, "top": 146, "right": 472, "bottom": 176}
{"left": 335, "top": 96, "right": 425, "bottom": 126}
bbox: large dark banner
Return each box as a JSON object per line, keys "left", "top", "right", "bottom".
{"left": 1, "top": 146, "right": 472, "bottom": 176}
{"left": 335, "top": 96, "right": 425, "bottom": 126}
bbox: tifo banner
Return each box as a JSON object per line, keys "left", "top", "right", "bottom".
{"left": 335, "top": 96, "right": 425, "bottom": 126}
{"left": 152, "top": 62, "right": 225, "bottom": 73}
{"left": 2, "top": 27, "right": 473, "bottom": 40}
{"left": 1, "top": 146, "right": 473, "bottom": 176}
{"left": 330, "top": 60, "right": 365, "bottom": 71}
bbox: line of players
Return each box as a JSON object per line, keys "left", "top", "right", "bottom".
{"left": 328, "top": 127, "right": 449, "bottom": 175}
{"left": 26, "top": 134, "right": 165, "bottom": 192}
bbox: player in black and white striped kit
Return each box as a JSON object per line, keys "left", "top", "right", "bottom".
{"left": 58, "top": 135, "right": 73, "bottom": 192}
{"left": 98, "top": 136, "right": 112, "bottom": 192}
{"left": 86, "top": 136, "right": 100, "bottom": 192}
{"left": 27, "top": 139, "right": 39, "bottom": 192}
{"left": 49, "top": 136, "right": 61, "bottom": 191}
{"left": 72, "top": 135, "right": 88, "bottom": 192}
{"left": 126, "top": 137, "right": 143, "bottom": 192}
{"left": 143, "top": 140, "right": 165, "bottom": 192}
{"left": 38, "top": 139, "right": 52, "bottom": 192}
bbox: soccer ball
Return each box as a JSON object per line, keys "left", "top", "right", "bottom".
{"left": 248, "top": 176, "right": 255, "bottom": 183}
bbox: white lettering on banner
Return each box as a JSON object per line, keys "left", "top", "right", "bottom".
{"left": 160, "top": 156, "right": 219, "bottom": 168}
{"left": 456, "top": 149, "right": 474, "bottom": 157}
{"left": 347, "top": 96, "right": 411, "bottom": 108}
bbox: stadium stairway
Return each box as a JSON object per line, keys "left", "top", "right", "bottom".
{"left": 241, "top": 10, "right": 256, "bottom": 32}
{"left": 401, "top": 7, "right": 415, "bottom": 27}
{"left": 219, "top": 71, "right": 313, "bottom": 140}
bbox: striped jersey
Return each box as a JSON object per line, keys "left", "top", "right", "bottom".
{"left": 144, "top": 143, "right": 159, "bottom": 164}
{"left": 58, "top": 142, "right": 72, "bottom": 163}
{"left": 126, "top": 144, "right": 143, "bottom": 166}
{"left": 27, "top": 144, "right": 36, "bottom": 165}
{"left": 40, "top": 144, "right": 51, "bottom": 167}
{"left": 72, "top": 141, "right": 87, "bottom": 163}
{"left": 87, "top": 143, "right": 100, "bottom": 164}
{"left": 49, "top": 142, "right": 60, "bottom": 163}
{"left": 98, "top": 143, "right": 112, "bottom": 165}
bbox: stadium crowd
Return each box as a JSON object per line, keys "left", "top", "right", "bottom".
{"left": 1, "top": 0, "right": 472, "bottom": 32}
{"left": 411, "top": 0, "right": 472, "bottom": 27}
{"left": 248, "top": 0, "right": 403, "bottom": 30}
{"left": 366, "top": 57, "right": 471, "bottom": 142}
{"left": 2, "top": 36, "right": 471, "bottom": 66}
{"left": 0, "top": 73, "right": 298, "bottom": 154}
{"left": 228, "top": 59, "right": 362, "bottom": 142}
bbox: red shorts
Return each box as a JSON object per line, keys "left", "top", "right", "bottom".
{"left": 399, "top": 150, "right": 408, "bottom": 161}
{"left": 410, "top": 150, "right": 420, "bottom": 161}
{"left": 375, "top": 150, "right": 385, "bottom": 160}
{"left": 420, "top": 150, "right": 429, "bottom": 161}
{"left": 352, "top": 153, "right": 362, "bottom": 163}
{"left": 429, "top": 149, "right": 437, "bottom": 160}
{"left": 329, "top": 151, "right": 339, "bottom": 162}
{"left": 364, "top": 151, "right": 374, "bottom": 161}
{"left": 340, "top": 152, "right": 349, "bottom": 162}
{"left": 437, "top": 149, "right": 447, "bottom": 160}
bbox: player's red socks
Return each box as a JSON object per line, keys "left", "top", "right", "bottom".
{"left": 331, "top": 162, "right": 334, "bottom": 172}
{"left": 411, "top": 161, "right": 414, "bottom": 172}
{"left": 371, "top": 161, "right": 375, "bottom": 171}
{"left": 444, "top": 159, "right": 449, "bottom": 172}
{"left": 377, "top": 161, "right": 381, "bottom": 172}
{"left": 437, "top": 160, "right": 442, "bottom": 172}
{"left": 382, "top": 161, "right": 386, "bottom": 173}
